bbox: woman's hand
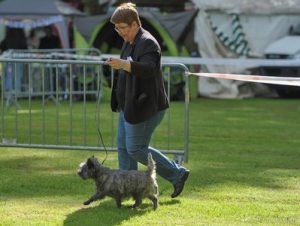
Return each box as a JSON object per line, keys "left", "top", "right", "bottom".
{"left": 106, "top": 58, "right": 131, "bottom": 72}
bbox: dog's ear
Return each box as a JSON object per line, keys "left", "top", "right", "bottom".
{"left": 87, "top": 157, "right": 95, "bottom": 169}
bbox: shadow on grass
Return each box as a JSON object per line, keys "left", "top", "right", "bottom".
{"left": 64, "top": 199, "right": 180, "bottom": 226}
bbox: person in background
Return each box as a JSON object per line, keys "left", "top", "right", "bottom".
{"left": 0, "top": 27, "right": 27, "bottom": 52}
{"left": 38, "top": 26, "right": 61, "bottom": 49}
{"left": 27, "top": 29, "right": 41, "bottom": 93}
{"left": 106, "top": 3, "right": 190, "bottom": 198}
{"left": 27, "top": 29, "right": 40, "bottom": 49}
{"left": 39, "top": 25, "right": 66, "bottom": 99}
{"left": 0, "top": 27, "right": 27, "bottom": 92}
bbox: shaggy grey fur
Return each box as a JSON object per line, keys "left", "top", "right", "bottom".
{"left": 77, "top": 153, "right": 158, "bottom": 210}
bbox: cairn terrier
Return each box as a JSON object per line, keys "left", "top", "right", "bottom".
{"left": 77, "top": 153, "right": 158, "bottom": 210}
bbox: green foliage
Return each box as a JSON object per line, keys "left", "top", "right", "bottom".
{"left": 0, "top": 98, "right": 300, "bottom": 225}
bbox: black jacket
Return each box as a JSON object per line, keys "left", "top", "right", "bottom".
{"left": 111, "top": 28, "right": 169, "bottom": 124}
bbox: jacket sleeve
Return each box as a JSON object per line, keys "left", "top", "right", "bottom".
{"left": 130, "top": 39, "right": 161, "bottom": 79}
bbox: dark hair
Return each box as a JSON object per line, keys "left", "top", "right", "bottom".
{"left": 110, "top": 2, "right": 141, "bottom": 26}
{"left": 1, "top": 27, "right": 27, "bottom": 51}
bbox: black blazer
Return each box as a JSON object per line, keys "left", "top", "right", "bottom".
{"left": 111, "top": 28, "right": 169, "bottom": 124}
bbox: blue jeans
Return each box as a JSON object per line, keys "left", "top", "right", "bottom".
{"left": 117, "top": 110, "right": 187, "bottom": 185}
{"left": 4, "top": 63, "right": 24, "bottom": 92}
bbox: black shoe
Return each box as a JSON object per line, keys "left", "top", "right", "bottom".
{"left": 171, "top": 170, "right": 190, "bottom": 198}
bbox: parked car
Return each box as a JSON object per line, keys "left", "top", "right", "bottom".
{"left": 260, "top": 25, "right": 300, "bottom": 97}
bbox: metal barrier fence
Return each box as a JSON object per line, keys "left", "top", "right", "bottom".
{"left": 0, "top": 55, "right": 190, "bottom": 163}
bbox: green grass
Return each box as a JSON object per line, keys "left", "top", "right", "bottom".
{"left": 0, "top": 98, "right": 300, "bottom": 225}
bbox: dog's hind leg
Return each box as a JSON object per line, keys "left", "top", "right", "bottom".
{"left": 131, "top": 194, "right": 142, "bottom": 209}
{"left": 148, "top": 195, "right": 158, "bottom": 210}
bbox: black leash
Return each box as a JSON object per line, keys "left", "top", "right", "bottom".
{"left": 95, "top": 74, "right": 108, "bottom": 165}
{"left": 97, "top": 127, "right": 108, "bottom": 165}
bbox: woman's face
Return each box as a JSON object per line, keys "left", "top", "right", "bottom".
{"left": 114, "top": 22, "right": 138, "bottom": 43}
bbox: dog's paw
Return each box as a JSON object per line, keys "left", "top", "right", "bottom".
{"left": 128, "top": 204, "right": 137, "bottom": 209}
{"left": 83, "top": 200, "right": 91, "bottom": 205}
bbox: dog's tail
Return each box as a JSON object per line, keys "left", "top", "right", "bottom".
{"left": 147, "top": 153, "right": 156, "bottom": 180}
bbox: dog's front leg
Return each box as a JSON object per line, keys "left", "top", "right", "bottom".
{"left": 83, "top": 192, "right": 105, "bottom": 205}
{"left": 115, "top": 193, "right": 122, "bottom": 208}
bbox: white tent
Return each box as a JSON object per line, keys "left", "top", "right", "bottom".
{"left": 192, "top": 0, "right": 300, "bottom": 98}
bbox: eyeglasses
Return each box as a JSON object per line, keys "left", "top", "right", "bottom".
{"left": 114, "top": 25, "right": 130, "bottom": 33}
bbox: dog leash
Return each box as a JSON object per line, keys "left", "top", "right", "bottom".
{"left": 97, "top": 127, "right": 108, "bottom": 165}
{"left": 96, "top": 78, "right": 108, "bottom": 165}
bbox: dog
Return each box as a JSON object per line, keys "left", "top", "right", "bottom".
{"left": 77, "top": 153, "right": 158, "bottom": 210}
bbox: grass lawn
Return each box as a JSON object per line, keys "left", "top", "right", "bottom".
{"left": 0, "top": 98, "right": 300, "bottom": 226}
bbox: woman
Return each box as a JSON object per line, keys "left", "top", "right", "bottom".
{"left": 106, "top": 2, "right": 189, "bottom": 198}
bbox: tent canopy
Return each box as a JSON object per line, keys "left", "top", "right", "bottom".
{"left": 74, "top": 9, "right": 198, "bottom": 49}
{"left": 0, "top": 0, "right": 84, "bottom": 48}
{"left": 0, "top": 0, "right": 84, "bottom": 16}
